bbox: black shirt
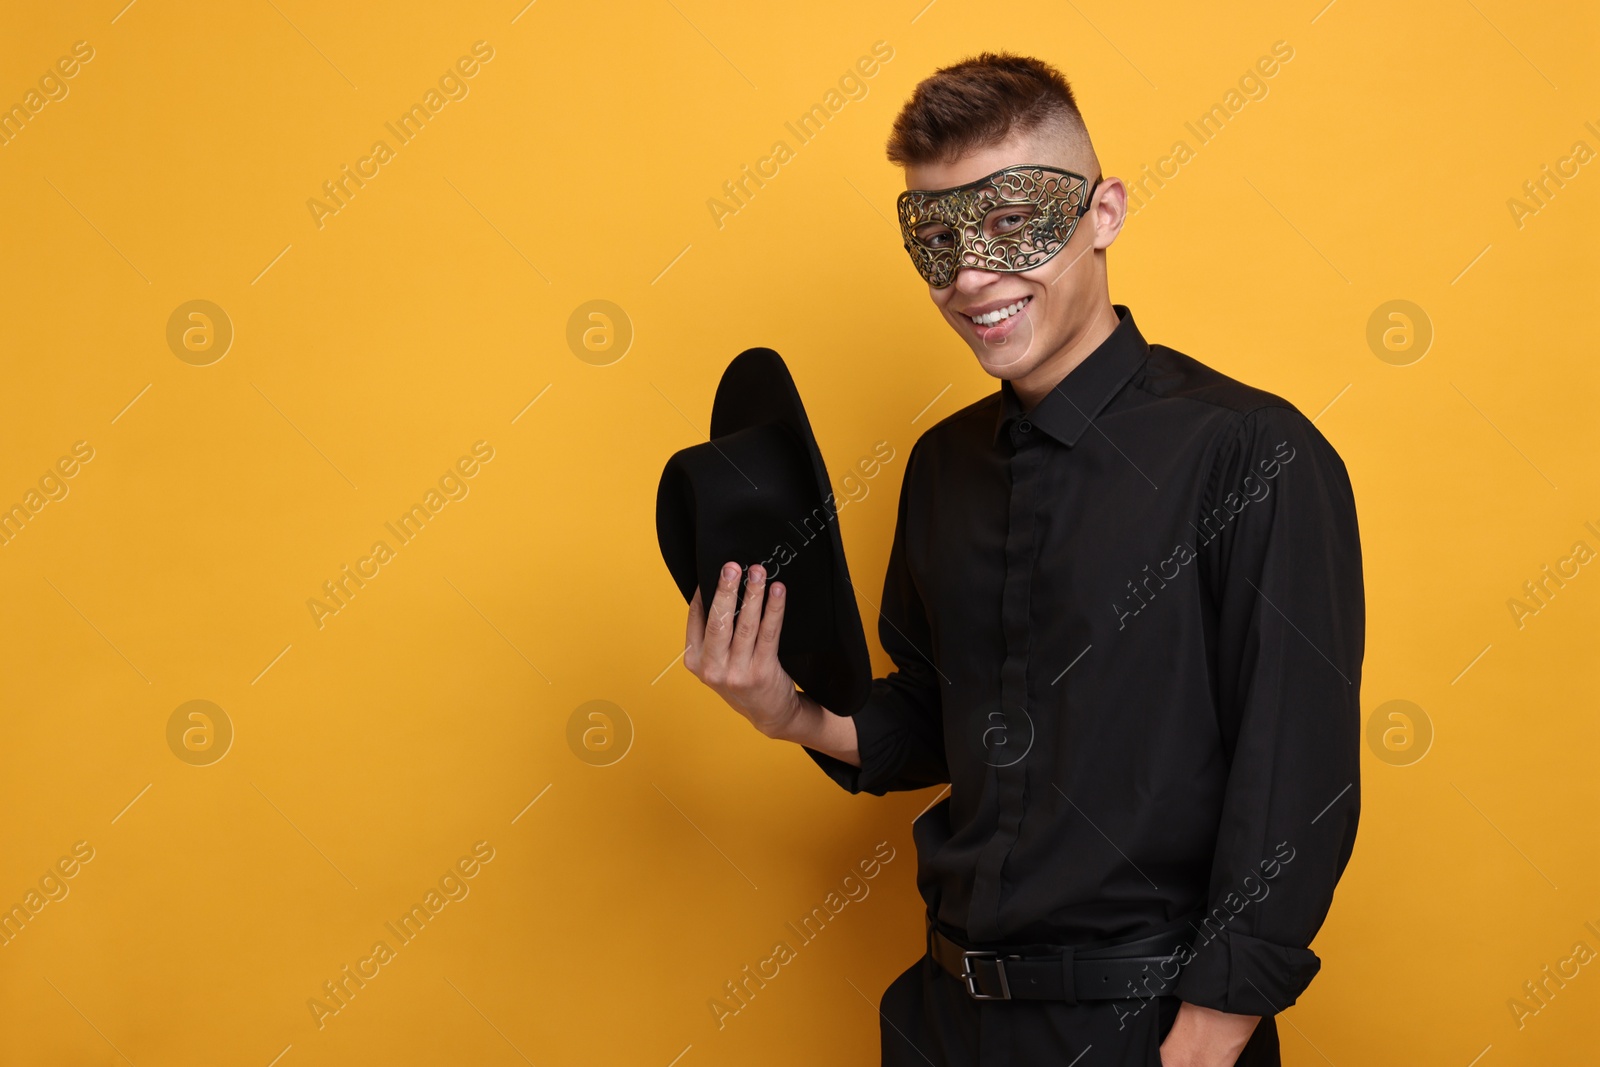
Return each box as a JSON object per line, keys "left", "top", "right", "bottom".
{"left": 804, "top": 305, "right": 1363, "bottom": 1016}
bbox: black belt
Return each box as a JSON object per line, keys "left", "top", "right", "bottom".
{"left": 927, "top": 914, "right": 1195, "bottom": 1003}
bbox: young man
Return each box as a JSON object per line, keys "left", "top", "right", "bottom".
{"left": 683, "top": 54, "right": 1363, "bottom": 1067}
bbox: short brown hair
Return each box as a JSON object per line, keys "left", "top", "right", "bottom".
{"left": 886, "top": 53, "right": 1088, "bottom": 167}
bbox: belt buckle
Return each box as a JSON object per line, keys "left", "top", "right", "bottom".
{"left": 959, "top": 950, "right": 1012, "bottom": 1000}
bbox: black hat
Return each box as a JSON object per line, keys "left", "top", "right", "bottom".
{"left": 656, "top": 348, "right": 873, "bottom": 717}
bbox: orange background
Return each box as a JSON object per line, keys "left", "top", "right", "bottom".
{"left": 0, "top": 1, "right": 1595, "bottom": 1064}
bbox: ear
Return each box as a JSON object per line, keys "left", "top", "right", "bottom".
{"left": 1089, "top": 177, "right": 1128, "bottom": 250}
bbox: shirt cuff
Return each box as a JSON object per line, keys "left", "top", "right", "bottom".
{"left": 801, "top": 699, "right": 902, "bottom": 796}
{"left": 1173, "top": 927, "right": 1322, "bottom": 1016}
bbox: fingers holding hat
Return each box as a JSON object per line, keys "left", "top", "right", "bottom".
{"left": 698, "top": 561, "right": 743, "bottom": 672}
{"left": 729, "top": 563, "right": 768, "bottom": 664}
{"left": 753, "top": 576, "right": 785, "bottom": 663}
{"left": 684, "top": 585, "right": 706, "bottom": 668}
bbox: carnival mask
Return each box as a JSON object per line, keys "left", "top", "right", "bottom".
{"left": 897, "top": 165, "right": 1100, "bottom": 288}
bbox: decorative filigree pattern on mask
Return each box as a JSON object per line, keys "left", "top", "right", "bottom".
{"left": 897, "top": 165, "right": 1099, "bottom": 289}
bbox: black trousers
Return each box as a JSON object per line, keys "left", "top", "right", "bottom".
{"left": 879, "top": 951, "right": 1282, "bottom": 1067}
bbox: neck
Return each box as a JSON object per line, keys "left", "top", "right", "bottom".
{"left": 1010, "top": 300, "right": 1120, "bottom": 410}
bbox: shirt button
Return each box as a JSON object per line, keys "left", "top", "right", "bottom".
{"left": 1017, "top": 420, "right": 1032, "bottom": 433}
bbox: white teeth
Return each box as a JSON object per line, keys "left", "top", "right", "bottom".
{"left": 969, "top": 297, "right": 1029, "bottom": 325}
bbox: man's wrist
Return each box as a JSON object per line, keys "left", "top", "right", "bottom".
{"left": 767, "top": 693, "right": 863, "bottom": 768}
{"left": 1159, "top": 1001, "right": 1260, "bottom": 1067}
{"left": 764, "top": 690, "right": 816, "bottom": 742}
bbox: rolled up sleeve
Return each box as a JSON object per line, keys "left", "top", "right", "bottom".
{"left": 1173, "top": 405, "right": 1365, "bottom": 1015}
{"left": 804, "top": 438, "right": 947, "bottom": 795}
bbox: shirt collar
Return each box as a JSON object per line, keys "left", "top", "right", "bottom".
{"left": 993, "top": 304, "right": 1149, "bottom": 448}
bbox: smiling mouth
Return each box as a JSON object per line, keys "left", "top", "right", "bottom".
{"left": 963, "top": 296, "right": 1032, "bottom": 326}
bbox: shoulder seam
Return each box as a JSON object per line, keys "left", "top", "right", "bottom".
{"left": 1134, "top": 346, "right": 1305, "bottom": 420}
{"left": 1128, "top": 375, "right": 1299, "bottom": 421}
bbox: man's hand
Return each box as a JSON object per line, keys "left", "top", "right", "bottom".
{"left": 685, "top": 561, "right": 802, "bottom": 738}
{"left": 1158, "top": 1001, "right": 1260, "bottom": 1067}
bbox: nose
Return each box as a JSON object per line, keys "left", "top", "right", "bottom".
{"left": 952, "top": 265, "right": 1003, "bottom": 293}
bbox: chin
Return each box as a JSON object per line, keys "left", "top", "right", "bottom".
{"left": 972, "top": 345, "right": 1051, "bottom": 380}
{"left": 962, "top": 319, "right": 1056, "bottom": 372}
